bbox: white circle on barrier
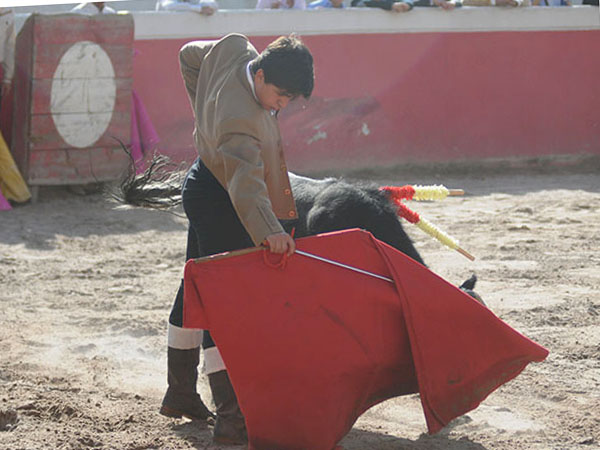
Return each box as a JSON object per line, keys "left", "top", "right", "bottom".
{"left": 51, "top": 41, "right": 117, "bottom": 149}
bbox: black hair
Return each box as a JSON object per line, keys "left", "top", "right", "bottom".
{"left": 251, "top": 34, "right": 314, "bottom": 99}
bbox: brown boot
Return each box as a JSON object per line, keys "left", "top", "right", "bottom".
{"left": 159, "top": 347, "right": 215, "bottom": 423}
{"left": 208, "top": 370, "right": 247, "bottom": 445}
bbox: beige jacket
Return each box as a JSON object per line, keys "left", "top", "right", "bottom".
{"left": 179, "top": 34, "right": 297, "bottom": 246}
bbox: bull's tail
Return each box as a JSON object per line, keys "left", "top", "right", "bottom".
{"left": 109, "top": 150, "right": 185, "bottom": 210}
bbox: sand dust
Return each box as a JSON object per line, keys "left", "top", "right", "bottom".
{"left": 1, "top": 167, "right": 599, "bottom": 450}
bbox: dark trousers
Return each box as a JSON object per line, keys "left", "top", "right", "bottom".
{"left": 168, "top": 158, "right": 254, "bottom": 350}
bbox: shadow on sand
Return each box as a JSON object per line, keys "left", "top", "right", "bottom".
{"left": 169, "top": 417, "right": 489, "bottom": 450}
{"left": 0, "top": 186, "right": 186, "bottom": 249}
{"left": 340, "top": 425, "right": 489, "bottom": 450}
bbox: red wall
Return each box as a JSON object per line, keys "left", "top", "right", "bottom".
{"left": 133, "top": 30, "right": 600, "bottom": 172}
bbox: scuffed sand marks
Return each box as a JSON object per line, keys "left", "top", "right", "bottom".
{"left": 1, "top": 170, "right": 599, "bottom": 450}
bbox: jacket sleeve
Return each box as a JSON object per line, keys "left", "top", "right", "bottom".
{"left": 178, "top": 40, "right": 218, "bottom": 110}
{"left": 217, "top": 119, "right": 284, "bottom": 246}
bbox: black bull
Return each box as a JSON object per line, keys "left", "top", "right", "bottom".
{"left": 115, "top": 162, "right": 480, "bottom": 299}
{"left": 286, "top": 173, "right": 425, "bottom": 265}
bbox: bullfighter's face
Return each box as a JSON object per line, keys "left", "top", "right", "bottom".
{"left": 253, "top": 69, "right": 295, "bottom": 113}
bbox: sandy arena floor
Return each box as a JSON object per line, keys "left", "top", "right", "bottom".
{"left": 0, "top": 166, "right": 599, "bottom": 450}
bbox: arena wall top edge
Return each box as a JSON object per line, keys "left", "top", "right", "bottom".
{"left": 134, "top": 7, "right": 598, "bottom": 39}
{"left": 15, "top": 7, "right": 600, "bottom": 40}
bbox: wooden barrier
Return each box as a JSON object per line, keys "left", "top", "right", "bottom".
{"left": 11, "top": 13, "right": 133, "bottom": 188}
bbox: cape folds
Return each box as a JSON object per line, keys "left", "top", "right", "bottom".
{"left": 183, "top": 229, "right": 548, "bottom": 450}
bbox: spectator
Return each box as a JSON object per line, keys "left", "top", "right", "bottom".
{"left": 156, "top": 0, "right": 218, "bottom": 14}
{"left": 0, "top": 7, "right": 31, "bottom": 209}
{"left": 256, "top": 0, "right": 307, "bottom": 9}
{"left": 0, "top": 7, "right": 14, "bottom": 102}
{"left": 462, "top": 0, "right": 522, "bottom": 6}
{"left": 0, "top": 6, "right": 14, "bottom": 147}
{"left": 412, "top": 0, "right": 458, "bottom": 8}
{"left": 308, "top": 0, "right": 345, "bottom": 7}
{"left": 70, "top": 2, "right": 118, "bottom": 14}
{"left": 351, "top": 0, "right": 414, "bottom": 12}
{"left": 531, "top": 0, "right": 571, "bottom": 4}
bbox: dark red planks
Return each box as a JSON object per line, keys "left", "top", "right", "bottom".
{"left": 32, "top": 13, "right": 134, "bottom": 46}
{"left": 28, "top": 147, "right": 130, "bottom": 184}
{"left": 11, "top": 13, "right": 134, "bottom": 186}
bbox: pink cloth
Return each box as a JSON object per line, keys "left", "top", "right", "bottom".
{"left": 0, "top": 190, "right": 11, "bottom": 210}
{"left": 130, "top": 89, "right": 160, "bottom": 174}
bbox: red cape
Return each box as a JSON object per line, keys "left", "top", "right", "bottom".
{"left": 183, "top": 229, "right": 548, "bottom": 450}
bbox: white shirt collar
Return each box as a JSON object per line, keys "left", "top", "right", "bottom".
{"left": 246, "top": 62, "right": 276, "bottom": 116}
{"left": 246, "top": 62, "right": 258, "bottom": 102}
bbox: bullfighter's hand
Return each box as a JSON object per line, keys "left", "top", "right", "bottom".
{"left": 265, "top": 232, "right": 296, "bottom": 256}
{"left": 433, "top": 0, "right": 455, "bottom": 9}
{"left": 200, "top": 5, "right": 215, "bottom": 14}
{"left": 496, "top": 0, "right": 521, "bottom": 6}
{"left": 392, "top": 2, "right": 412, "bottom": 11}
